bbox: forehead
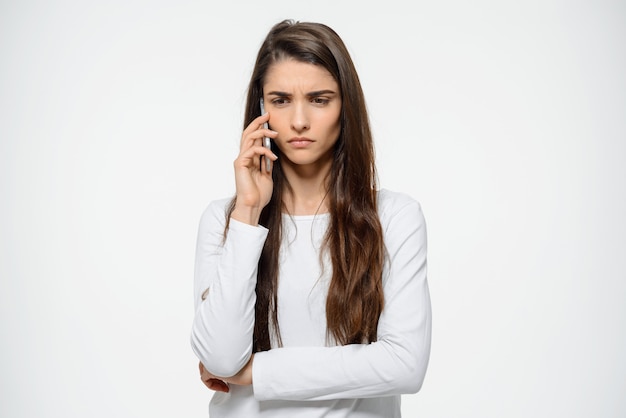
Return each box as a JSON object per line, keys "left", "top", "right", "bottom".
{"left": 263, "top": 59, "right": 338, "bottom": 92}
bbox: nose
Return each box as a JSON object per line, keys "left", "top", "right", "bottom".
{"left": 290, "top": 101, "right": 310, "bottom": 133}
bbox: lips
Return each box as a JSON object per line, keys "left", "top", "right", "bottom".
{"left": 287, "top": 137, "right": 314, "bottom": 148}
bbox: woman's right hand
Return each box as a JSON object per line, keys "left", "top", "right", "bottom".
{"left": 231, "top": 112, "right": 278, "bottom": 225}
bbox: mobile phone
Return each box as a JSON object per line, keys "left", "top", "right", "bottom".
{"left": 260, "top": 98, "right": 272, "bottom": 172}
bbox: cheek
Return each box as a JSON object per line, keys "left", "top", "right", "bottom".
{"left": 318, "top": 108, "right": 340, "bottom": 130}
{"left": 269, "top": 117, "right": 287, "bottom": 134}
{"left": 329, "top": 114, "right": 342, "bottom": 137}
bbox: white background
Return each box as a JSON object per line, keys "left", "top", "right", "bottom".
{"left": 1, "top": 0, "right": 625, "bottom": 417}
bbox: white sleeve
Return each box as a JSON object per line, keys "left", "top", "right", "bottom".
{"left": 252, "top": 198, "right": 431, "bottom": 401}
{"left": 190, "top": 201, "right": 268, "bottom": 377}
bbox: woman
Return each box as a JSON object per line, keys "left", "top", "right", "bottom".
{"left": 191, "top": 19, "right": 431, "bottom": 417}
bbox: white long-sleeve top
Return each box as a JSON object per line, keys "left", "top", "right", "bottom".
{"left": 191, "top": 189, "right": 431, "bottom": 417}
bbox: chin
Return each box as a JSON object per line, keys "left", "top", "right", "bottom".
{"left": 283, "top": 154, "right": 331, "bottom": 168}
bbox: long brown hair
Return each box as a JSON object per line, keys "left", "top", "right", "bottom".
{"left": 227, "top": 20, "right": 384, "bottom": 351}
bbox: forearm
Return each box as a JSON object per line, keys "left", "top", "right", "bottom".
{"left": 191, "top": 216, "right": 268, "bottom": 377}
{"left": 252, "top": 325, "right": 430, "bottom": 401}
{"left": 252, "top": 273, "right": 431, "bottom": 401}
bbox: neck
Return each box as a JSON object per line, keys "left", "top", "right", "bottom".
{"left": 280, "top": 159, "right": 331, "bottom": 216}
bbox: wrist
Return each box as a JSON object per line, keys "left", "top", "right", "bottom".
{"left": 224, "top": 354, "right": 254, "bottom": 386}
{"left": 231, "top": 205, "right": 261, "bottom": 226}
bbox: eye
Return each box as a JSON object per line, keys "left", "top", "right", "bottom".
{"left": 311, "top": 97, "right": 330, "bottom": 105}
{"left": 271, "top": 97, "right": 289, "bottom": 106}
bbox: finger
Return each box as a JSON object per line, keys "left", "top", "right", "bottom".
{"left": 235, "top": 145, "right": 278, "bottom": 170}
{"left": 245, "top": 113, "right": 270, "bottom": 135}
{"left": 260, "top": 152, "right": 276, "bottom": 173}
{"left": 241, "top": 114, "right": 278, "bottom": 150}
{"left": 241, "top": 129, "right": 277, "bottom": 153}
{"left": 240, "top": 113, "right": 271, "bottom": 146}
{"left": 203, "top": 378, "right": 230, "bottom": 393}
{"left": 199, "top": 366, "right": 229, "bottom": 392}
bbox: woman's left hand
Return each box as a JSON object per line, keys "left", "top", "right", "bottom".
{"left": 199, "top": 355, "right": 254, "bottom": 392}
{"left": 199, "top": 362, "right": 230, "bottom": 392}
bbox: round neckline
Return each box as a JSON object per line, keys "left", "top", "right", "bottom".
{"left": 282, "top": 212, "right": 330, "bottom": 221}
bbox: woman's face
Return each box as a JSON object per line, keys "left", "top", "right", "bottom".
{"left": 262, "top": 59, "right": 342, "bottom": 172}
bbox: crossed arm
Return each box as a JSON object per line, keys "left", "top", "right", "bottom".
{"left": 191, "top": 195, "right": 431, "bottom": 400}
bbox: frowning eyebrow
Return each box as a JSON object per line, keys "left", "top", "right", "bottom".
{"left": 266, "top": 89, "right": 338, "bottom": 97}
